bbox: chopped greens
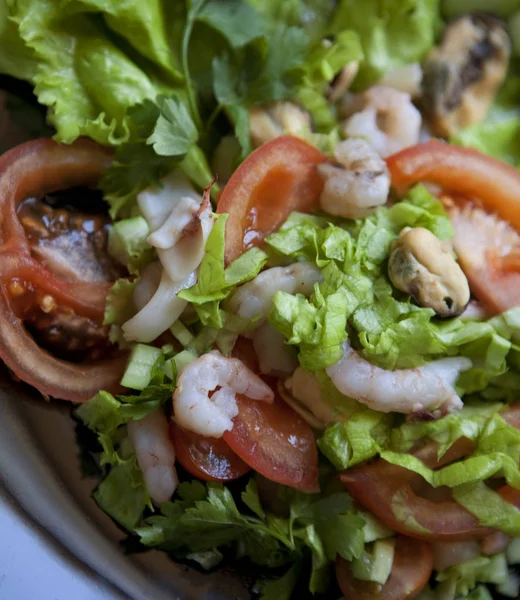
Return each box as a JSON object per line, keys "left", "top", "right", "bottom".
{"left": 4, "top": 1, "right": 520, "bottom": 599}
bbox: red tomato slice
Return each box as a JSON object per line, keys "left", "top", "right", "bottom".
{"left": 342, "top": 403, "right": 520, "bottom": 541}
{"left": 497, "top": 484, "right": 520, "bottom": 509}
{"left": 0, "top": 138, "right": 126, "bottom": 402}
{"left": 170, "top": 421, "right": 250, "bottom": 482}
{"left": 223, "top": 394, "right": 320, "bottom": 494}
{"left": 217, "top": 136, "right": 328, "bottom": 264}
{"left": 341, "top": 437, "right": 493, "bottom": 541}
{"left": 386, "top": 140, "right": 520, "bottom": 232}
{"left": 336, "top": 535, "right": 433, "bottom": 600}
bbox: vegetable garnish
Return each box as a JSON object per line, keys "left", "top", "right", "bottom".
{"left": 2, "top": 1, "right": 520, "bottom": 599}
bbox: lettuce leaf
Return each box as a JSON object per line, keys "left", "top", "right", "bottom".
{"left": 329, "top": 0, "right": 440, "bottom": 88}
{"left": 435, "top": 553, "right": 509, "bottom": 597}
{"left": 451, "top": 71, "right": 520, "bottom": 167}
{"left": 319, "top": 404, "right": 520, "bottom": 536}
{"left": 99, "top": 97, "right": 213, "bottom": 218}
{"left": 60, "top": 0, "right": 184, "bottom": 80}
{"left": 178, "top": 214, "right": 268, "bottom": 328}
{"left": 267, "top": 186, "right": 456, "bottom": 371}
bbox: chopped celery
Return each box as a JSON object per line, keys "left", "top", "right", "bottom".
{"left": 173, "top": 349, "right": 198, "bottom": 373}
{"left": 350, "top": 550, "right": 372, "bottom": 581}
{"left": 351, "top": 538, "right": 396, "bottom": 585}
{"left": 108, "top": 216, "right": 151, "bottom": 271}
{"left": 506, "top": 538, "right": 520, "bottom": 564}
{"left": 161, "top": 343, "right": 175, "bottom": 356}
{"left": 162, "top": 358, "right": 177, "bottom": 381}
{"left": 189, "top": 328, "right": 219, "bottom": 355}
{"left": 170, "top": 320, "right": 195, "bottom": 347}
{"left": 360, "top": 510, "right": 394, "bottom": 543}
{"left": 488, "top": 552, "right": 509, "bottom": 584}
{"left": 121, "top": 344, "right": 162, "bottom": 390}
{"left": 216, "top": 329, "right": 238, "bottom": 356}
{"left": 369, "top": 538, "right": 396, "bottom": 585}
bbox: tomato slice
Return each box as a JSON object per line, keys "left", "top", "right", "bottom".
{"left": 0, "top": 138, "right": 126, "bottom": 402}
{"left": 336, "top": 535, "right": 433, "bottom": 600}
{"left": 386, "top": 140, "right": 520, "bottom": 232}
{"left": 341, "top": 437, "right": 493, "bottom": 542}
{"left": 170, "top": 421, "right": 250, "bottom": 482}
{"left": 217, "top": 136, "right": 328, "bottom": 264}
{"left": 342, "top": 404, "right": 520, "bottom": 541}
{"left": 223, "top": 394, "right": 320, "bottom": 493}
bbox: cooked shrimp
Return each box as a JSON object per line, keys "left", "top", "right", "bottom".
{"left": 173, "top": 352, "right": 274, "bottom": 437}
{"left": 342, "top": 86, "right": 421, "bottom": 157}
{"left": 317, "top": 138, "right": 390, "bottom": 218}
{"left": 326, "top": 341, "right": 472, "bottom": 415}
{"left": 227, "top": 262, "right": 322, "bottom": 322}
{"left": 127, "top": 409, "right": 178, "bottom": 505}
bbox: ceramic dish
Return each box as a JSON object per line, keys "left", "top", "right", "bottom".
{"left": 0, "top": 369, "right": 249, "bottom": 600}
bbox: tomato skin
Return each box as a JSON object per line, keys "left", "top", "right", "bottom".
{"left": 341, "top": 437, "right": 493, "bottom": 542}
{"left": 386, "top": 140, "right": 520, "bottom": 232}
{"left": 217, "top": 136, "right": 328, "bottom": 264}
{"left": 0, "top": 138, "right": 126, "bottom": 401}
{"left": 170, "top": 421, "right": 250, "bottom": 482}
{"left": 223, "top": 394, "right": 320, "bottom": 493}
{"left": 336, "top": 535, "right": 433, "bottom": 600}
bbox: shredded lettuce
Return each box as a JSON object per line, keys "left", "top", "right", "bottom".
{"left": 452, "top": 71, "right": 520, "bottom": 167}
{"left": 266, "top": 186, "right": 455, "bottom": 371}
{"left": 178, "top": 213, "right": 268, "bottom": 328}
{"left": 329, "top": 0, "right": 440, "bottom": 88}
{"left": 435, "top": 553, "right": 510, "bottom": 597}
{"left": 319, "top": 404, "right": 520, "bottom": 537}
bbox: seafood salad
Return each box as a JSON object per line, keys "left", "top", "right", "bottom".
{"left": 2, "top": 0, "right": 520, "bottom": 598}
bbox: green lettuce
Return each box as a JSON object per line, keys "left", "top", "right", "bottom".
{"left": 178, "top": 213, "right": 268, "bottom": 328}
{"left": 435, "top": 553, "right": 510, "bottom": 598}
{"left": 319, "top": 404, "right": 520, "bottom": 536}
{"left": 329, "top": 0, "right": 440, "bottom": 89}
{"left": 136, "top": 478, "right": 367, "bottom": 595}
{"left": 266, "top": 187, "right": 520, "bottom": 396}
{"left": 266, "top": 186, "right": 456, "bottom": 371}
{"left": 75, "top": 362, "right": 174, "bottom": 529}
{"left": 452, "top": 71, "right": 520, "bottom": 167}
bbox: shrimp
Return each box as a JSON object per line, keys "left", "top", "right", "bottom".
{"left": 227, "top": 262, "right": 322, "bottom": 322}
{"left": 326, "top": 341, "right": 472, "bottom": 416}
{"left": 127, "top": 409, "right": 178, "bottom": 505}
{"left": 173, "top": 352, "right": 274, "bottom": 437}
{"left": 317, "top": 138, "right": 390, "bottom": 219}
{"left": 342, "top": 86, "right": 421, "bottom": 157}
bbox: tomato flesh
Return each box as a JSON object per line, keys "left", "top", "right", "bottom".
{"left": 223, "top": 394, "right": 320, "bottom": 493}
{"left": 217, "top": 136, "right": 328, "bottom": 264}
{"left": 170, "top": 421, "right": 250, "bottom": 482}
{"left": 341, "top": 437, "right": 493, "bottom": 541}
{"left": 387, "top": 140, "right": 520, "bottom": 232}
{"left": 0, "top": 138, "right": 126, "bottom": 401}
{"left": 336, "top": 535, "right": 433, "bottom": 600}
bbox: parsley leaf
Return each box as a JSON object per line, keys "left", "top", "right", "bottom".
{"left": 148, "top": 96, "right": 199, "bottom": 156}
{"left": 99, "top": 95, "right": 211, "bottom": 218}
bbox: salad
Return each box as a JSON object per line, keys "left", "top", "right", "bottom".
{"left": 1, "top": 0, "right": 520, "bottom": 598}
